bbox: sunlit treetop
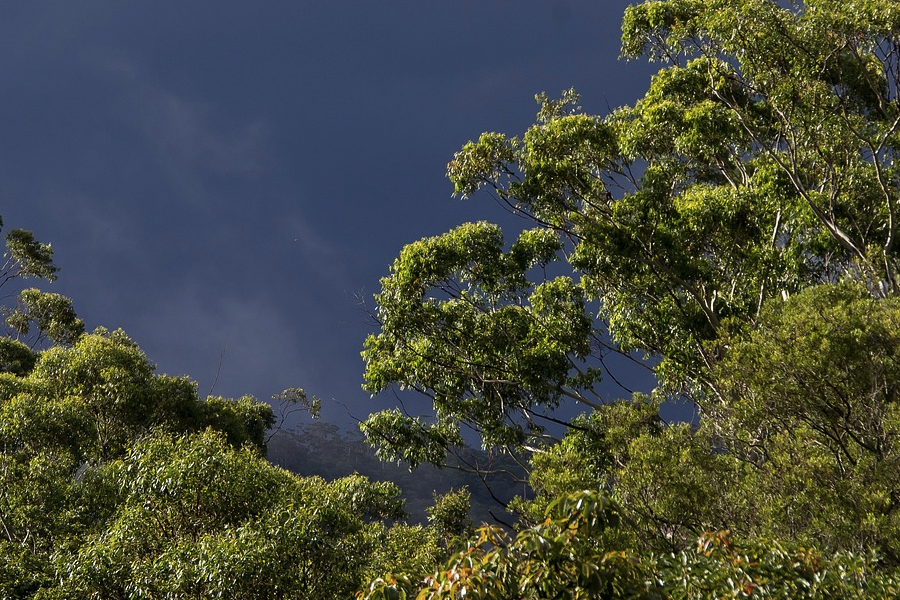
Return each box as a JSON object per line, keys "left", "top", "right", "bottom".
{"left": 363, "top": 0, "right": 900, "bottom": 463}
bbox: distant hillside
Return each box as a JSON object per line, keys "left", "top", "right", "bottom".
{"left": 267, "top": 421, "right": 526, "bottom": 526}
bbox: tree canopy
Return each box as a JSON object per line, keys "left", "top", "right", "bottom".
{"left": 362, "top": 0, "right": 900, "bottom": 466}
{"left": 360, "top": 0, "right": 900, "bottom": 594}
{"left": 0, "top": 216, "right": 445, "bottom": 599}
{"left": 6, "top": 0, "right": 900, "bottom": 597}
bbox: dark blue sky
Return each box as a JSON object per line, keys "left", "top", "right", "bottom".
{"left": 1, "top": 1, "right": 659, "bottom": 427}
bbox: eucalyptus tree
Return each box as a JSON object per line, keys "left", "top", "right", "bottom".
{"left": 0, "top": 328, "right": 279, "bottom": 597}
{"left": 362, "top": 0, "right": 900, "bottom": 462}
{"left": 0, "top": 213, "right": 441, "bottom": 599}
{"left": 43, "top": 431, "right": 408, "bottom": 600}
{"left": 360, "top": 0, "right": 900, "bottom": 572}
{"left": 0, "top": 216, "right": 83, "bottom": 348}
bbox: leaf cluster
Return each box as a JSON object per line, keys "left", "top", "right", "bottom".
{"left": 362, "top": 490, "right": 900, "bottom": 600}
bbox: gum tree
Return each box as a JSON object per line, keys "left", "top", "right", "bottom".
{"left": 360, "top": 0, "right": 900, "bottom": 572}
{"left": 362, "top": 0, "right": 900, "bottom": 462}
{"left": 0, "top": 216, "right": 83, "bottom": 348}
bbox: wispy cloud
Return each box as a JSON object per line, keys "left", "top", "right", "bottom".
{"left": 104, "top": 57, "right": 270, "bottom": 182}
{"left": 145, "top": 90, "right": 268, "bottom": 176}
{"left": 130, "top": 279, "right": 311, "bottom": 399}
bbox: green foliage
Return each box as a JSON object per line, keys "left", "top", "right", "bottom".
{"left": 515, "top": 395, "right": 733, "bottom": 554}
{"left": 711, "top": 284, "right": 900, "bottom": 561}
{"left": 362, "top": 6, "right": 900, "bottom": 553}
{"left": 199, "top": 394, "right": 275, "bottom": 453}
{"left": 0, "top": 339, "right": 37, "bottom": 376}
{"left": 367, "top": 0, "right": 900, "bottom": 445}
{"left": 360, "top": 409, "right": 463, "bottom": 468}
{"left": 6, "top": 2, "right": 900, "bottom": 596}
{"left": 0, "top": 328, "right": 289, "bottom": 598}
{"left": 4, "top": 288, "right": 84, "bottom": 347}
{"left": 365, "top": 523, "right": 444, "bottom": 587}
{"left": 1, "top": 218, "right": 80, "bottom": 349}
{"left": 361, "top": 0, "right": 900, "bottom": 593}
{"left": 271, "top": 386, "right": 321, "bottom": 424}
{"left": 3, "top": 229, "right": 57, "bottom": 283}
{"left": 659, "top": 531, "right": 900, "bottom": 599}
{"left": 362, "top": 490, "right": 646, "bottom": 600}
{"left": 267, "top": 423, "right": 524, "bottom": 525}
{"left": 427, "top": 488, "right": 474, "bottom": 549}
{"left": 0, "top": 328, "right": 274, "bottom": 461}
{"left": 0, "top": 331, "right": 426, "bottom": 599}
{"left": 362, "top": 491, "right": 900, "bottom": 600}
{"left": 49, "top": 430, "right": 405, "bottom": 600}
{"left": 618, "top": 0, "right": 900, "bottom": 293}
{"left": 329, "top": 472, "right": 407, "bottom": 522}
{"left": 362, "top": 222, "right": 599, "bottom": 458}
{"left": 506, "top": 284, "right": 900, "bottom": 563}
{"left": 0, "top": 213, "right": 448, "bottom": 599}
{"left": 511, "top": 396, "right": 662, "bottom": 524}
